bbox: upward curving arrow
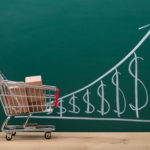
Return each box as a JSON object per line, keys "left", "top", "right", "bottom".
{"left": 59, "top": 27, "right": 150, "bottom": 100}
{"left": 139, "top": 24, "right": 150, "bottom": 30}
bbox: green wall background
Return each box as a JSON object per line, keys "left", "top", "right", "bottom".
{"left": 0, "top": 0, "right": 150, "bottom": 131}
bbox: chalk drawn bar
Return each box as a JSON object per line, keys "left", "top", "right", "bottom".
{"left": 15, "top": 116, "right": 150, "bottom": 123}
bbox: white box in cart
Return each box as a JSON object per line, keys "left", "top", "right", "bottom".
{"left": 25, "top": 76, "right": 44, "bottom": 112}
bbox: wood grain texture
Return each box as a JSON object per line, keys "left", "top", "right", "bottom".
{"left": 0, "top": 132, "right": 150, "bottom": 150}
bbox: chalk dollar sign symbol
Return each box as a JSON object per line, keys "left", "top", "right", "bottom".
{"left": 97, "top": 80, "right": 110, "bottom": 116}
{"left": 68, "top": 94, "right": 80, "bottom": 114}
{"left": 129, "top": 52, "right": 148, "bottom": 118}
{"left": 57, "top": 99, "right": 67, "bottom": 117}
{"left": 112, "top": 69, "right": 126, "bottom": 117}
{"left": 83, "top": 89, "right": 95, "bottom": 114}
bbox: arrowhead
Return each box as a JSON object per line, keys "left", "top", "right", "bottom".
{"left": 138, "top": 24, "right": 150, "bottom": 30}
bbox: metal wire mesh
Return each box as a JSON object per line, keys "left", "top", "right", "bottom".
{"left": 0, "top": 80, "right": 57, "bottom": 116}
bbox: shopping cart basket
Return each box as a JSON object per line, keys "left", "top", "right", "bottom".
{"left": 0, "top": 72, "right": 59, "bottom": 140}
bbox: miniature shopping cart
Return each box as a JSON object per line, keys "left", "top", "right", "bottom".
{"left": 0, "top": 72, "right": 59, "bottom": 141}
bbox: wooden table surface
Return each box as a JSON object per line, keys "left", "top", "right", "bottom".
{"left": 0, "top": 132, "right": 150, "bottom": 150}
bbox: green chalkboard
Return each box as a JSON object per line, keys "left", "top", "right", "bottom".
{"left": 0, "top": 0, "right": 150, "bottom": 131}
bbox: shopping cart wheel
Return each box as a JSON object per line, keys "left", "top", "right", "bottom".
{"left": 6, "top": 134, "right": 12, "bottom": 141}
{"left": 12, "top": 132, "right": 16, "bottom": 136}
{"left": 45, "top": 132, "right": 51, "bottom": 139}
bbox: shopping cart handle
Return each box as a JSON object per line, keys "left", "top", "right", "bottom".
{"left": 55, "top": 88, "right": 59, "bottom": 108}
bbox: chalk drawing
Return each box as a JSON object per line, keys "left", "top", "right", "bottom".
{"left": 16, "top": 25, "right": 150, "bottom": 122}
{"left": 112, "top": 69, "right": 126, "bottom": 117}
{"left": 68, "top": 94, "right": 80, "bottom": 114}
{"left": 16, "top": 116, "right": 150, "bottom": 123}
{"left": 83, "top": 89, "right": 95, "bottom": 114}
{"left": 129, "top": 52, "right": 148, "bottom": 118}
{"left": 57, "top": 98, "right": 66, "bottom": 117}
{"left": 56, "top": 29, "right": 150, "bottom": 100}
{"left": 139, "top": 24, "right": 150, "bottom": 30}
{"left": 97, "top": 80, "right": 110, "bottom": 116}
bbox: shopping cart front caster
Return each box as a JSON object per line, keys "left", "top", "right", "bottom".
{"left": 12, "top": 132, "right": 16, "bottom": 136}
{"left": 6, "top": 134, "right": 12, "bottom": 141}
{"left": 45, "top": 132, "right": 51, "bottom": 139}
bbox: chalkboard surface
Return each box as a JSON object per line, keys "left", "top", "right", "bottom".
{"left": 0, "top": 0, "right": 150, "bottom": 131}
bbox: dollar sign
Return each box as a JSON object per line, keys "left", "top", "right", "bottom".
{"left": 97, "top": 80, "right": 110, "bottom": 116}
{"left": 57, "top": 98, "right": 67, "bottom": 117}
{"left": 129, "top": 52, "right": 148, "bottom": 118}
{"left": 68, "top": 94, "right": 80, "bottom": 114}
{"left": 46, "top": 102, "right": 53, "bottom": 115}
{"left": 83, "top": 89, "right": 95, "bottom": 114}
{"left": 112, "top": 69, "right": 126, "bottom": 117}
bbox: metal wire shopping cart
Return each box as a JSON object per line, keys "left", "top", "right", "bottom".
{"left": 0, "top": 72, "right": 59, "bottom": 140}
